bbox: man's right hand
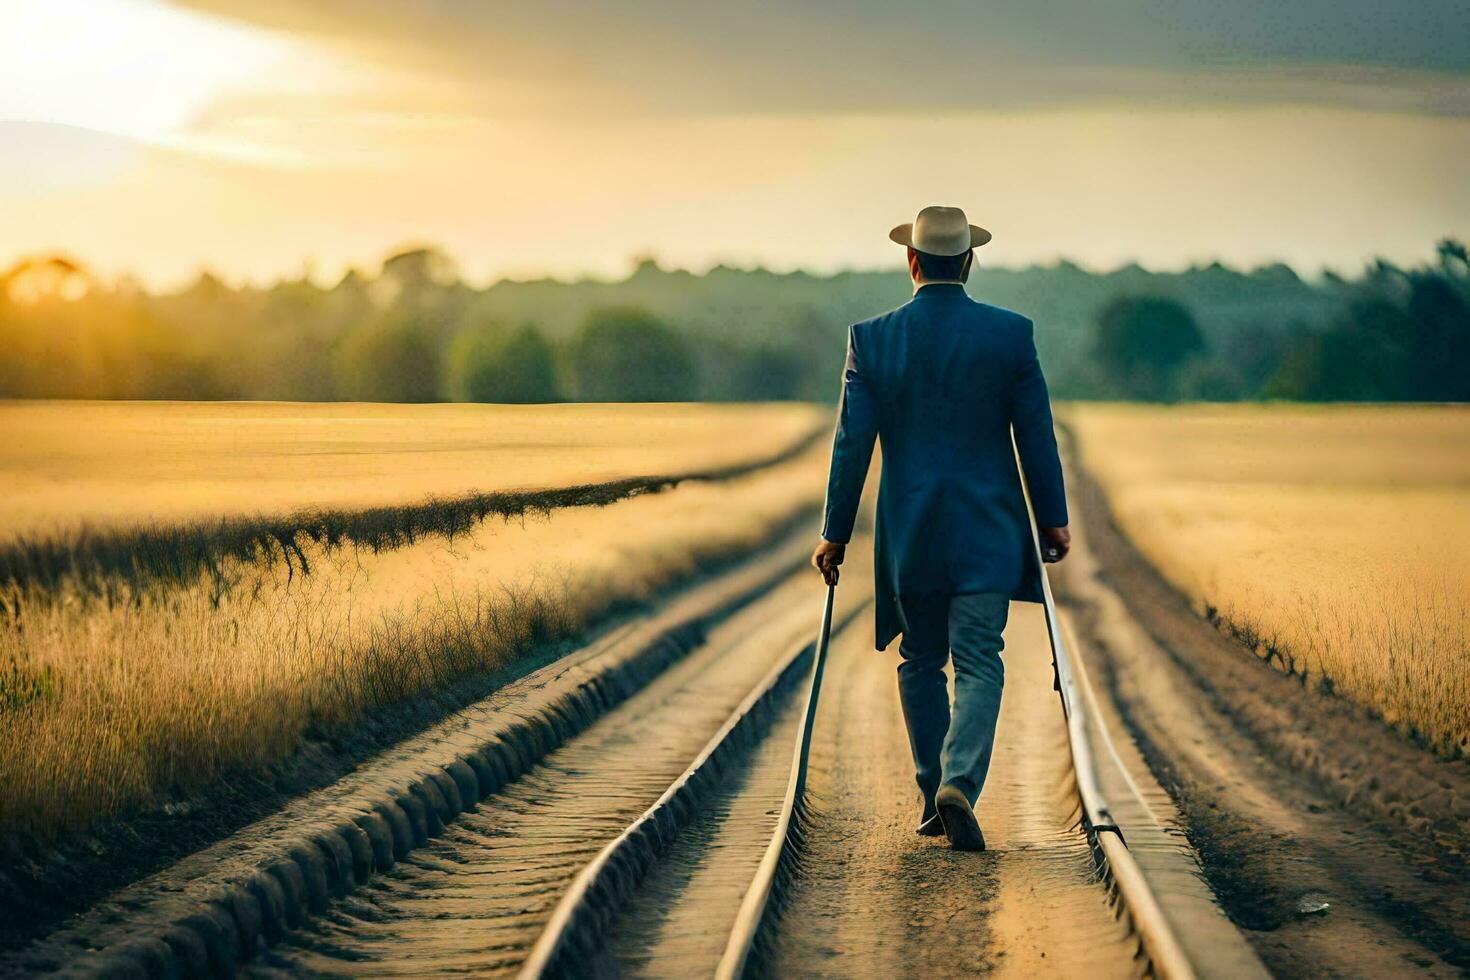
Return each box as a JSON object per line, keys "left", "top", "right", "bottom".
{"left": 811, "top": 539, "right": 846, "bottom": 586}
{"left": 1040, "top": 526, "right": 1071, "bottom": 563}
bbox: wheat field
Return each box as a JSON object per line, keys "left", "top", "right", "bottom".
{"left": 0, "top": 403, "right": 826, "bottom": 840}
{"left": 1067, "top": 403, "right": 1469, "bottom": 757}
{"left": 0, "top": 400, "right": 822, "bottom": 543}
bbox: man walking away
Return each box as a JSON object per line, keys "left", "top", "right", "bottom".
{"left": 811, "top": 206, "right": 1070, "bottom": 851}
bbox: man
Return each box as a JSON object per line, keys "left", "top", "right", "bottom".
{"left": 812, "top": 205, "right": 1070, "bottom": 852}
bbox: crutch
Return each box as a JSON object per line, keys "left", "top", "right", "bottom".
{"left": 793, "top": 581, "right": 836, "bottom": 801}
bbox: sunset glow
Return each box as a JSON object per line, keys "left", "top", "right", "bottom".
{"left": 1, "top": 0, "right": 1466, "bottom": 284}
{"left": 2, "top": 0, "right": 291, "bottom": 146}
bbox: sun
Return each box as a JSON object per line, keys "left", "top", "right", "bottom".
{"left": 0, "top": 0, "right": 292, "bottom": 146}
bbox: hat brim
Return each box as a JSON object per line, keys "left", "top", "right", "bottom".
{"left": 889, "top": 223, "right": 992, "bottom": 253}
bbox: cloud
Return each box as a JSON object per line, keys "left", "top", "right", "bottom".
{"left": 7, "top": 104, "right": 1468, "bottom": 289}
{"left": 171, "top": 0, "right": 1470, "bottom": 115}
{"left": 0, "top": 122, "right": 146, "bottom": 193}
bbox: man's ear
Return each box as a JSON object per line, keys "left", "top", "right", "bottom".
{"left": 960, "top": 249, "right": 974, "bottom": 282}
{"left": 907, "top": 247, "right": 921, "bottom": 280}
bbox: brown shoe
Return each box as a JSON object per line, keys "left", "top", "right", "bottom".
{"left": 936, "top": 783, "right": 986, "bottom": 852}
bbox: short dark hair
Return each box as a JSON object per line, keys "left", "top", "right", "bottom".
{"left": 914, "top": 248, "right": 971, "bottom": 281}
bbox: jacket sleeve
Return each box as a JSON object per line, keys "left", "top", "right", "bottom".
{"left": 821, "top": 326, "right": 878, "bottom": 544}
{"left": 1011, "top": 320, "right": 1068, "bottom": 528}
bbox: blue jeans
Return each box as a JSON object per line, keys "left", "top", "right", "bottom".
{"left": 896, "top": 593, "right": 1009, "bottom": 810}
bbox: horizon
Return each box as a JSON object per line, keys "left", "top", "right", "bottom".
{"left": 3, "top": 1, "right": 1468, "bottom": 289}
{"left": 5, "top": 239, "right": 1452, "bottom": 298}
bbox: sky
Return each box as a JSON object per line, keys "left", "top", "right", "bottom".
{"left": 2, "top": 0, "right": 1468, "bottom": 288}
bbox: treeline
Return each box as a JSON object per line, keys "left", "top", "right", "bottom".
{"left": 0, "top": 241, "right": 1465, "bottom": 403}
{"left": 0, "top": 252, "right": 723, "bottom": 403}
{"left": 1267, "top": 242, "right": 1470, "bottom": 401}
{"left": 1084, "top": 240, "right": 1470, "bottom": 402}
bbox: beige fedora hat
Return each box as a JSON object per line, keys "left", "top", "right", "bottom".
{"left": 889, "top": 205, "right": 991, "bottom": 255}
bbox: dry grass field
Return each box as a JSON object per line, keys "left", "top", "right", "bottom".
{"left": 0, "top": 402, "right": 826, "bottom": 841}
{"left": 0, "top": 401, "right": 821, "bottom": 543}
{"left": 1066, "top": 403, "right": 1469, "bottom": 758}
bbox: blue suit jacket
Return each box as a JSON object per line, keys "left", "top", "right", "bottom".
{"left": 821, "top": 282, "right": 1067, "bottom": 650}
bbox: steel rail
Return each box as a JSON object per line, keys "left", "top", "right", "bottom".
{"left": 519, "top": 588, "right": 849, "bottom": 979}
{"left": 1014, "top": 437, "right": 1198, "bottom": 980}
{"left": 713, "top": 583, "right": 836, "bottom": 980}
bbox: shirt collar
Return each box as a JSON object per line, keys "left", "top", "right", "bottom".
{"left": 912, "top": 281, "right": 968, "bottom": 297}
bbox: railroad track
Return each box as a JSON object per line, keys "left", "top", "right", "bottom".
{"left": 508, "top": 543, "right": 1193, "bottom": 977}
{"left": 238, "top": 566, "right": 862, "bottom": 978}
{"left": 518, "top": 583, "right": 840, "bottom": 979}
{"left": 511, "top": 490, "right": 1198, "bottom": 978}
{"left": 17, "top": 521, "right": 1210, "bottom": 978}
{"left": 248, "top": 531, "right": 1196, "bottom": 978}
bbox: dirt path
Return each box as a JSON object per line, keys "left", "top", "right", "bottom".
{"left": 766, "top": 602, "right": 1142, "bottom": 978}
{"left": 1060, "top": 457, "right": 1470, "bottom": 977}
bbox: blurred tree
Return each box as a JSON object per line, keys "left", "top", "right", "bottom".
{"left": 335, "top": 313, "right": 441, "bottom": 402}
{"left": 1174, "top": 360, "right": 1245, "bottom": 402}
{"left": 1265, "top": 313, "right": 1404, "bottom": 401}
{"left": 569, "top": 307, "right": 698, "bottom": 401}
{"left": 1407, "top": 242, "right": 1470, "bottom": 401}
{"left": 247, "top": 277, "right": 343, "bottom": 400}
{"left": 1, "top": 255, "right": 93, "bottom": 305}
{"left": 1266, "top": 244, "right": 1469, "bottom": 402}
{"left": 782, "top": 307, "right": 846, "bottom": 403}
{"left": 701, "top": 340, "right": 807, "bottom": 401}
{"left": 1092, "top": 296, "right": 1207, "bottom": 401}
{"left": 379, "top": 246, "right": 457, "bottom": 296}
{"left": 445, "top": 322, "right": 560, "bottom": 403}
{"left": 1221, "top": 323, "right": 1291, "bottom": 398}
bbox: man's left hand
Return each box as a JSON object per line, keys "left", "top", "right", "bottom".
{"left": 811, "top": 539, "right": 846, "bottom": 586}
{"left": 1040, "top": 526, "right": 1071, "bottom": 563}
